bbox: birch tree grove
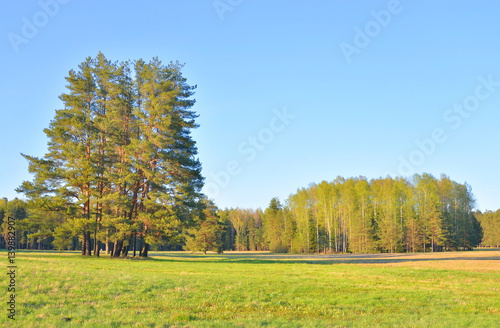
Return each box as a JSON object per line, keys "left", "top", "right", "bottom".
{"left": 221, "top": 174, "right": 483, "bottom": 254}
{"left": 280, "top": 174, "right": 481, "bottom": 253}
{"left": 475, "top": 209, "right": 500, "bottom": 247}
{"left": 18, "top": 53, "right": 203, "bottom": 257}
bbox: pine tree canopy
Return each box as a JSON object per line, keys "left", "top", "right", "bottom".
{"left": 17, "top": 52, "right": 204, "bottom": 257}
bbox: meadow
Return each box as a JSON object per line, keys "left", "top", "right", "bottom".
{"left": 4, "top": 249, "right": 500, "bottom": 327}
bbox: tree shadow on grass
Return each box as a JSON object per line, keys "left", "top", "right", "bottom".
{"left": 13, "top": 249, "right": 500, "bottom": 266}
{"left": 147, "top": 251, "right": 500, "bottom": 266}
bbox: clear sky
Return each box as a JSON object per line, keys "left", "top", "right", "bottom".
{"left": 1, "top": 0, "right": 499, "bottom": 211}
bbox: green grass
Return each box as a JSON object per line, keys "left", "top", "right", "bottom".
{"left": 2, "top": 250, "right": 500, "bottom": 327}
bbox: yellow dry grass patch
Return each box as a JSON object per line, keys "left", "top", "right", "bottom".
{"left": 355, "top": 250, "right": 500, "bottom": 272}
{"left": 371, "top": 259, "right": 500, "bottom": 272}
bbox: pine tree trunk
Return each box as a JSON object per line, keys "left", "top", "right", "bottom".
{"left": 94, "top": 240, "right": 100, "bottom": 257}
{"left": 105, "top": 230, "right": 110, "bottom": 255}
{"left": 121, "top": 239, "right": 130, "bottom": 257}
{"left": 113, "top": 239, "right": 123, "bottom": 257}
{"left": 140, "top": 242, "right": 149, "bottom": 257}
{"left": 93, "top": 235, "right": 99, "bottom": 257}
{"left": 133, "top": 232, "right": 137, "bottom": 257}
{"left": 85, "top": 231, "right": 92, "bottom": 256}
{"left": 81, "top": 232, "right": 86, "bottom": 256}
{"left": 138, "top": 236, "right": 144, "bottom": 257}
{"left": 82, "top": 230, "right": 92, "bottom": 256}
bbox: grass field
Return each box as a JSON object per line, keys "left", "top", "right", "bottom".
{"left": 3, "top": 249, "right": 500, "bottom": 327}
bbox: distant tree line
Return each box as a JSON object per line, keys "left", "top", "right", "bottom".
{"left": 475, "top": 209, "right": 500, "bottom": 248}
{"left": 3, "top": 174, "right": 496, "bottom": 254}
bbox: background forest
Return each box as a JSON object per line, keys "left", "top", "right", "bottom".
{"left": 2, "top": 173, "right": 498, "bottom": 255}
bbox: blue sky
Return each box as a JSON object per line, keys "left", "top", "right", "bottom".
{"left": 1, "top": 0, "right": 499, "bottom": 211}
